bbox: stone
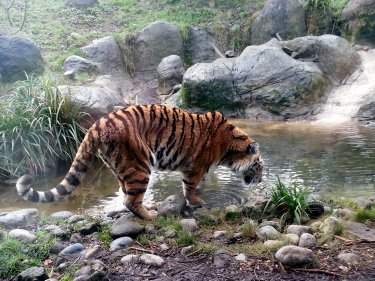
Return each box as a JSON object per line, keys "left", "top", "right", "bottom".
{"left": 213, "top": 249, "right": 232, "bottom": 268}
{"left": 59, "top": 243, "right": 85, "bottom": 256}
{"left": 70, "top": 233, "right": 84, "bottom": 244}
{"left": 17, "top": 266, "right": 48, "bottom": 281}
{"left": 242, "top": 196, "right": 269, "bottom": 219}
{"left": 132, "top": 21, "right": 184, "bottom": 80}
{"left": 319, "top": 217, "right": 340, "bottom": 235}
{"left": 235, "top": 253, "right": 246, "bottom": 261}
{"left": 275, "top": 245, "right": 314, "bottom": 266}
{"left": 139, "top": 254, "right": 165, "bottom": 267}
{"left": 66, "top": 0, "right": 98, "bottom": 9}
{"left": 109, "top": 237, "right": 133, "bottom": 252}
{"left": 257, "top": 225, "right": 280, "bottom": 242}
{"left": 161, "top": 227, "right": 176, "bottom": 238}
{"left": 73, "top": 259, "right": 108, "bottom": 281}
{"left": 120, "top": 254, "right": 139, "bottom": 265}
{"left": 345, "top": 221, "right": 375, "bottom": 241}
{"left": 193, "top": 212, "right": 220, "bottom": 225}
{"left": 284, "top": 233, "right": 300, "bottom": 245}
{"left": 9, "top": 229, "right": 36, "bottom": 243}
{"left": 179, "top": 219, "right": 199, "bottom": 232}
{"left": 109, "top": 216, "right": 144, "bottom": 238}
{"left": 298, "top": 233, "right": 317, "bottom": 249}
{"left": 181, "top": 245, "right": 194, "bottom": 256}
{"left": 264, "top": 240, "right": 283, "bottom": 248}
{"left": 159, "top": 243, "right": 169, "bottom": 251}
{"left": 357, "top": 101, "right": 375, "bottom": 128}
{"left": 63, "top": 55, "right": 98, "bottom": 76}
{"left": 213, "top": 231, "right": 227, "bottom": 239}
{"left": 43, "top": 225, "right": 70, "bottom": 239}
{"left": 0, "top": 229, "right": 6, "bottom": 242}
{"left": 0, "top": 35, "right": 44, "bottom": 83}
{"left": 335, "top": 208, "right": 354, "bottom": 219}
{"left": 78, "top": 223, "right": 99, "bottom": 236}
{"left": 337, "top": 252, "right": 361, "bottom": 264}
{"left": 259, "top": 220, "right": 281, "bottom": 231}
{"left": 225, "top": 205, "right": 241, "bottom": 220}
{"left": 157, "top": 194, "right": 187, "bottom": 217}
{"left": 0, "top": 208, "right": 39, "bottom": 229}
{"left": 356, "top": 197, "right": 375, "bottom": 209}
{"left": 84, "top": 245, "right": 101, "bottom": 260}
{"left": 67, "top": 215, "right": 85, "bottom": 224}
{"left": 251, "top": 0, "right": 306, "bottom": 45}
{"left": 50, "top": 242, "right": 67, "bottom": 255}
{"left": 286, "top": 225, "right": 311, "bottom": 237}
{"left": 157, "top": 55, "right": 185, "bottom": 95}
{"left": 309, "top": 221, "right": 322, "bottom": 232}
{"left": 51, "top": 211, "right": 74, "bottom": 220}
{"left": 187, "top": 27, "right": 220, "bottom": 64}
{"left": 143, "top": 201, "right": 157, "bottom": 211}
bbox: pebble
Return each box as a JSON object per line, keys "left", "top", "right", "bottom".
{"left": 109, "top": 216, "right": 144, "bottom": 238}
{"left": 181, "top": 245, "right": 194, "bottom": 256}
{"left": 59, "top": 243, "right": 85, "bottom": 255}
{"left": 109, "top": 237, "right": 133, "bottom": 252}
{"left": 44, "top": 225, "right": 70, "bottom": 239}
{"left": 8, "top": 229, "right": 36, "bottom": 243}
{"left": 213, "top": 231, "right": 227, "bottom": 239}
{"left": 264, "top": 240, "right": 283, "bottom": 248}
{"left": 298, "top": 233, "right": 317, "bottom": 248}
{"left": 17, "top": 266, "right": 48, "bottom": 281}
{"left": 257, "top": 225, "right": 280, "bottom": 241}
{"left": 139, "top": 254, "right": 165, "bottom": 267}
{"left": 84, "top": 245, "right": 101, "bottom": 260}
{"left": 286, "top": 225, "right": 311, "bottom": 237}
{"left": 67, "top": 215, "right": 85, "bottom": 224}
{"left": 213, "top": 249, "right": 232, "bottom": 268}
{"left": 284, "top": 233, "right": 300, "bottom": 245}
{"left": 70, "top": 233, "right": 84, "bottom": 243}
{"left": 121, "top": 254, "right": 139, "bottom": 265}
{"left": 337, "top": 252, "right": 361, "bottom": 264}
{"left": 160, "top": 243, "right": 170, "bottom": 251}
{"left": 179, "top": 218, "right": 199, "bottom": 232}
{"left": 51, "top": 211, "right": 74, "bottom": 220}
{"left": 235, "top": 253, "right": 246, "bottom": 261}
{"left": 275, "top": 245, "right": 314, "bottom": 266}
{"left": 78, "top": 222, "right": 99, "bottom": 235}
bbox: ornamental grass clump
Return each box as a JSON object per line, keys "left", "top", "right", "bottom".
{"left": 266, "top": 176, "right": 313, "bottom": 225}
{"left": 0, "top": 75, "right": 88, "bottom": 179}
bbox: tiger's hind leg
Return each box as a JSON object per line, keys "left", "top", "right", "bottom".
{"left": 182, "top": 173, "right": 206, "bottom": 206}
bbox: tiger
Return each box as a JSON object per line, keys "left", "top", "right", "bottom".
{"left": 16, "top": 105, "right": 263, "bottom": 220}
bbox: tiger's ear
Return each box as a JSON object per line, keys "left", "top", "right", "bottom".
{"left": 232, "top": 127, "right": 248, "bottom": 140}
{"left": 246, "top": 143, "right": 259, "bottom": 155}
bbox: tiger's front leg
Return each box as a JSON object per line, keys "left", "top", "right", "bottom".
{"left": 182, "top": 173, "right": 206, "bottom": 206}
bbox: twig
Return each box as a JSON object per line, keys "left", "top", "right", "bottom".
{"left": 128, "top": 246, "right": 154, "bottom": 254}
{"left": 334, "top": 235, "right": 354, "bottom": 243}
{"left": 279, "top": 262, "right": 286, "bottom": 272}
{"left": 291, "top": 268, "right": 343, "bottom": 277}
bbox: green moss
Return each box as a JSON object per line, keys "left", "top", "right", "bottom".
{"left": 98, "top": 226, "right": 113, "bottom": 249}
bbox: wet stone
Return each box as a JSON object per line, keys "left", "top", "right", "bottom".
{"left": 9, "top": 229, "right": 36, "bottom": 243}
{"left": 109, "top": 216, "right": 144, "bottom": 238}
{"left": 17, "top": 266, "right": 48, "bottom": 281}
{"left": 59, "top": 243, "right": 85, "bottom": 256}
{"left": 109, "top": 237, "right": 133, "bottom": 252}
{"left": 51, "top": 211, "right": 74, "bottom": 220}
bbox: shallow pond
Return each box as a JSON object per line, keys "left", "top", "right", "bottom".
{"left": 0, "top": 120, "right": 374, "bottom": 215}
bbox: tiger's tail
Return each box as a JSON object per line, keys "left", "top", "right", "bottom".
{"left": 16, "top": 128, "right": 99, "bottom": 203}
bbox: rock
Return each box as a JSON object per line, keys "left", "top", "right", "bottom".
{"left": 179, "top": 219, "right": 199, "bottom": 232}
{"left": 306, "top": 203, "right": 325, "bottom": 219}
{"left": 132, "top": 21, "right": 184, "bottom": 80}
{"left": 187, "top": 27, "right": 220, "bottom": 64}
{"left": 59, "top": 243, "right": 85, "bottom": 256}
{"left": 0, "top": 229, "right": 6, "bottom": 242}
{"left": 235, "top": 253, "right": 246, "bottom": 261}
{"left": 298, "top": 233, "right": 316, "bottom": 248}
{"left": 319, "top": 217, "right": 340, "bottom": 235}
{"left": 242, "top": 196, "right": 268, "bottom": 219}
{"left": 335, "top": 208, "right": 354, "bottom": 219}
{"left": 337, "top": 252, "right": 361, "bottom": 264}
{"left": 50, "top": 241, "right": 67, "bottom": 254}
{"left": 225, "top": 205, "right": 241, "bottom": 220}
{"left": 286, "top": 225, "right": 311, "bottom": 237}
{"left": 309, "top": 221, "right": 322, "bottom": 232}
{"left": 356, "top": 197, "right": 375, "bottom": 209}
{"left": 161, "top": 227, "right": 176, "bottom": 238}
{"left": 181, "top": 245, "right": 194, "bottom": 256}
{"left": 194, "top": 212, "right": 220, "bottom": 225}
{"left": 284, "top": 233, "right": 300, "bottom": 245}
{"left": 143, "top": 201, "right": 158, "bottom": 211}
{"left": 66, "top": 0, "right": 98, "bottom": 8}
{"left": 157, "top": 194, "right": 187, "bottom": 217}
{"left": 0, "top": 35, "right": 44, "bottom": 83}
{"left": 259, "top": 220, "right": 281, "bottom": 231}
{"left": 357, "top": 101, "right": 375, "bottom": 128}
{"left": 109, "top": 237, "right": 133, "bottom": 252}
{"left": 9, "top": 229, "right": 36, "bottom": 243}
{"left": 264, "top": 240, "right": 283, "bottom": 248}
{"left": 213, "top": 231, "right": 227, "bottom": 239}
{"left": 139, "top": 254, "right": 165, "bottom": 267}
{"left": 70, "top": 233, "right": 84, "bottom": 244}
{"left": 251, "top": 0, "right": 306, "bottom": 45}
{"left": 275, "top": 245, "right": 314, "bottom": 266}
{"left": 120, "top": 254, "right": 139, "bottom": 265}
{"left": 43, "top": 225, "right": 70, "bottom": 239}
{"left": 257, "top": 225, "right": 280, "bottom": 242}
{"left": 51, "top": 211, "right": 74, "bottom": 220}
{"left": 67, "top": 215, "right": 86, "bottom": 224}
{"left": 341, "top": 0, "right": 375, "bottom": 45}
{"left": 78, "top": 223, "right": 99, "bottom": 236}
{"left": 213, "top": 249, "right": 232, "bottom": 268}
{"left": 0, "top": 208, "right": 39, "bottom": 229}
{"left": 84, "top": 245, "right": 101, "bottom": 260}
{"left": 17, "top": 266, "right": 48, "bottom": 281}
{"left": 345, "top": 221, "right": 375, "bottom": 241}
{"left": 159, "top": 243, "right": 169, "bottom": 251}
{"left": 63, "top": 55, "right": 98, "bottom": 76}
{"left": 73, "top": 259, "right": 108, "bottom": 281}
{"left": 157, "top": 55, "right": 185, "bottom": 95}
{"left": 109, "top": 216, "right": 144, "bottom": 238}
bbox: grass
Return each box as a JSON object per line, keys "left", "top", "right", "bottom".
{"left": 240, "top": 219, "right": 257, "bottom": 240}
{"left": 351, "top": 209, "right": 375, "bottom": 223}
{"left": 98, "top": 226, "right": 113, "bottom": 249}
{"left": 0, "top": 74, "right": 87, "bottom": 179}
{"left": 154, "top": 216, "right": 197, "bottom": 246}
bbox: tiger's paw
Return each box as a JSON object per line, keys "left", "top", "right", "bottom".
{"left": 187, "top": 197, "right": 206, "bottom": 207}
{"left": 146, "top": 210, "right": 158, "bottom": 220}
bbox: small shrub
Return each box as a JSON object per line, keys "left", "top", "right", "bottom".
{"left": 176, "top": 229, "right": 196, "bottom": 247}
{"left": 98, "top": 226, "right": 113, "bottom": 249}
{"left": 241, "top": 219, "right": 257, "bottom": 240}
{"left": 138, "top": 234, "right": 151, "bottom": 246}
{"left": 352, "top": 209, "right": 375, "bottom": 223}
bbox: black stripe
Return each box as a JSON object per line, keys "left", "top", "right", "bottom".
{"left": 234, "top": 135, "right": 248, "bottom": 141}
{"left": 126, "top": 188, "right": 147, "bottom": 196}
{"left": 127, "top": 178, "right": 149, "bottom": 185}
{"left": 56, "top": 184, "right": 71, "bottom": 195}
{"left": 75, "top": 159, "right": 89, "bottom": 173}
{"left": 66, "top": 173, "right": 80, "bottom": 187}
{"left": 28, "top": 190, "right": 40, "bottom": 202}
{"left": 20, "top": 188, "right": 30, "bottom": 197}
{"left": 44, "top": 191, "right": 54, "bottom": 202}
{"left": 182, "top": 179, "right": 194, "bottom": 186}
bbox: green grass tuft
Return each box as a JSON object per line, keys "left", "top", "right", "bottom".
{"left": 351, "top": 209, "right": 375, "bottom": 223}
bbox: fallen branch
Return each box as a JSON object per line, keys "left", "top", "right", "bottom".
{"left": 128, "top": 246, "right": 154, "bottom": 254}
{"left": 291, "top": 268, "right": 343, "bottom": 277}
{"left": 334, "top": 235, "right": 354, "bottom": 243}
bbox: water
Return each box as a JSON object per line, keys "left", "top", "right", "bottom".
{"left": 0, "top": 120, "right": 374, "bottom": 215}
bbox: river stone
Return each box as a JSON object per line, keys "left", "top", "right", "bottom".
{"left": 259, "top": 220, "right": 281, "bottom": 231}
{"left": 59, "top": 243, "right": 85, "bottom": 255}
{"left": 70, "top": 233, "right": 84, "bottom": 244}
{"left": 51, "top": 211, "right": 74, "bottom": 220}
{"left": 286, "top": 225, "right": 311, "bottom": 237}
{"left": 284, "top": 233, "right": 300, "bottom": 245}
{"left": 264, "top": 240, "right": 284, "bottom": 248}
{"left": 0, "top": 35, "right": 44, "bottom": 83}
{"left": 109, "top": 236, "right": 133, "bottom": 252}
{"left": 132, "top": 21, "right": 183, "bottom": 80}
{"left": 43, "top": 225, "right": 70, "bottom": 239}
{"left": 235, "top": 253, "right": 247, "bottom": 261}
{"left": 84, "top": 245, "right": 101, "bottom": 260}
{"left": 179, "top": 218, "right": 199, "bottom": 232}
{"left": 213, "top": 249, "right": 232, "bottom": 268}
{"left": 9, "top": 229, "right": 36, "bottom": 243}
{"left": 357, "top": 101, "right": 375, "bottom": 128}
{"left": 0, "top": 208, "right": 39, "bottom": 229}
{"left": 181, "top": 245, "right": 194, "bottom": 256}
{"left": 63, "top": 55, "right": 98, "bottom": 76}
{"left": 275, "top": 245, "right": 314, "bottom": 266}
{"left": 193, "top": 211, "right": 220, "bottom": 226}
{"left": 345, "top": 221, "right": 375, "bottom": 241}
{"left": 157, "top": 55, "right": 185, "bottom": 95}
{"left": 139, "top": 254, "right": 165, "bottom": 267}
{"left": 109, "top": 215, "right": 145, "bottom": 238}
{"left": 78, "top": 223, "right": 99, "bottom": 236}
{"left": 251, "top": 0, "right": 306, "bottom": 45}
{"left": 356, "top": 197, "right": 375, "bottom": 209}
{"left": 242, "top": 196, "right": 268, "bottom": 219}
{"left": 121, "top": 254, "right": 139, "bottom": 265}
{"left": 66, "top": 0, "right": 98, "bottom": 8}
{"left": 337, "top": 252, "right": 361, "bottom": 264}
{"left": 257, "top": 225, "right": 280, "bottom": 242}
{"left": 309, "top": 221, "right": 322, "bottom": 232}
{"left": 319, "top": 217, "right": 340, "bottom": 235}
{"left": 67, "top": 215, "right": 86, "bottom": 224}
{"left": 187, "top": 27, "right": 220, "bottom": 64}
{"left": 17, "top": 266, "right": 49, "bottom": 281}
{"left": 298, "top": 233, "right": 317, "bottom": 249}
{"left": 157, "top": 194, "right": 187, "bottom": 217}
{"left": 73, "top": 259, "right": 108, "bottom": 281}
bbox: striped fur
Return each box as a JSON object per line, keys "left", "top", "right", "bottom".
{"left": 16, "top": 105, "right": 262, "bottom": 220}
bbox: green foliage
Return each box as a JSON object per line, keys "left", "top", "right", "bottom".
{"left": 266, "top": 176, "right": 312, "bottom": 224}
{"left": 154, "top": 216, "right": 196, "bottom": 246}
{"left": 98, "top": 226, "right": 113, "bottom": 249}
{"left": 137, "top": 234, "right": 151, "bottom": 246}
{"left": 241, "top": 219, "right": 257, "bottom": 240}
{"left": 0, "top": 75, "right": 88, "bottom": 179}
{"left": 352, "top": 209, "right": 375, "bottom": 223}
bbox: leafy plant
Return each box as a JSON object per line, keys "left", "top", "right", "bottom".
{"left": 266, "top": 176, "right": 312, "bottom": 224}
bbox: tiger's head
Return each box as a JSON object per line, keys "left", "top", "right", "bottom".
{"left": 220, "top": 127, "right": 263, "bottom": 185}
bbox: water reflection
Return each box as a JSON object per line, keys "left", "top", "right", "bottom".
{"left": 0, "top": 120, "right": 374, "bottom": 214}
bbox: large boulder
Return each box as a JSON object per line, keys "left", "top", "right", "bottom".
{"left": 132, "top": 21, "right": 184, "bottom": 80}
{"left": 157, "top": 55, "right": 185, "bottom": 95}
{"left": 0, "top": 35, "right": 44, "bottom": 83}
{"left": 187, "top": 27, "right": 221, "bottom": 64}
{"left": 251, "top": 0, "right": 306, "bottom": 45}
{"left": 66, "top": 0, "right": 98, "bottom": 8}
{"left": 181, "top": 35, "right": 360, "bottom": 119}
{"left": 357, "top": 99, "right": 375, "bottom": 127}
{"left": 341, "top": 0, "right": 375, "bottom": 46}
{"left": 63, "top": 55, "right": 98, "bottom": 76}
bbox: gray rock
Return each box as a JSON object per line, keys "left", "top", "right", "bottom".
{"left": 157, "top": 55, "right": 185, "bottom": 95}
{"left": 17, "top": 266, "right": 48, "bottom": 281}
{"left": 225, "top": 205, "right": 241, "bottom": 220}
{"left": 84, "top": 245, "right": 100, "bottom": 260}
{"left": 159, "top": 243, "right": 169, "bottom": 251}
{"left": 73, "top": 259, "right": 108, "bottom": 281}
{"left": 9, "top": 229, "right": 36, "bottom": 243}
{"left": 181, "top": 245, "right": 194, "bottom": 256}
{"left": 235, "top": 253, "right": 246, "bottom": 261}
{"left": 264, "top": 240, "right": 283, "bottom": 248}
{"left": 213, "top": 249, "right": 232, "bottom": 268}
{"left": 193, "top": 212, "right": 220, "bottom": 225}
{"left": 157, "top": 194, "right": 187, "bottom": 217}
{"left": 109, "top": 216, "right": 144, "bottom": 238}
{"left": 132, "top": 21, "right": 184, "bottom": 80}
{"left": 139, "top": 254, "right": 165, "bottom": 267}
{"left": 335, "top": 208, "right": 354, "bottom": 219}
{"left": 242, "top": 196, "right": 268, "bottom": 219}
{"left": 345, "top": 221, "right": 375, "bottom": 241}
{"left": 0, "top": 208, "right": 39, "bottom": 229}
{"left": 66, "top": 0, "right": 98, "bottom": 8}
{"left": 259, "top": 220, "right": 281, "bottom": 231}
{"left": 59, "top": 243, "right": 85, "bottom": 255}
{"left": 284, "top": 233, "right": 300, "bottom": 245}
{"left": 0, "top": 229, "right": 6, "bottom": 242}
{"left": 43, "top": 225, "right": 70, "bottom": 239}
{"left": 109, "top": 237, "right": 133, "bottom": 252}
{"left": 319, "top": 217, "right": 340, "bottom": 235}
{"left": 51, "top": 211, "right": 74, "bottom": 220}
{"left": 78, "top": 223, "right": 99, "bottom": 236}
{"left": 213, "top": 230, "right": 227, "bottom": 239}
{"left": 179, "top": 218, "right": 199, "bottom": 232}
{"left": 275, "top": 245, "right": 314, "bottom": 266}
{"left": 286, "top": 225, "right": 311, "bottom": 237}
{"left": 63, "top": 55, "right": 98, "bottom": 76}
{"left": 0, "top": 35, "right": 44, "bottom": 83}
{"left": 161, "top": 227, "right": 176, "bottom": 238}
{"left": 120, "top": 254, "right": 139, "bottom": 265}
{"left": 251, "top": 0, "right": 306, "bottom": 45}
{"left": 337, "top": 252, "right": 361, "bottom": 264}
{"left": 70, "top": 233, "right": 84, "bottom": 244}
{"left": 67, "top": 215, "right": 86, "bottom": 224}
{"left": 187, "top": 27, "right": 220, "bottom": 64}
{"left": 357, "top": 101, "right": 375, "bottom": 128}
{"left": 356, "top": 197, "right": 375, "bottom": 209}
{"left": 298, "top": 233, "right": 317, "bottom": 249}
{"left": 257, "top": 225, "right": 280, "bottom": 242}
{"left": 143, "top": 201, "right": 158, "bottom": 211}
